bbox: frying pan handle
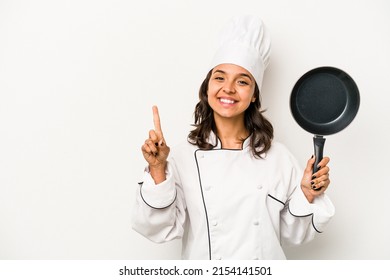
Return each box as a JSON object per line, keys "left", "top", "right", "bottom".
{"left": 313, "top": 136, "right": 326, "bottom": 174}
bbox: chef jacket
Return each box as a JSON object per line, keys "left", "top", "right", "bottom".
{"left": 132, "top": 133, "right": 335, "bottom": 260}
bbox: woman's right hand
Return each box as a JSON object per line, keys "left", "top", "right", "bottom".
{"left": 141, "top": 106, "right": 170, "bottom": 184}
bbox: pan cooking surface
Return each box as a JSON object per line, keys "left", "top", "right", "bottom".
{"left": 290, "top": 67, "right": 359, "bottom": 136}
{"left": 295, "top": 73, "right": 347, "bottom": 123}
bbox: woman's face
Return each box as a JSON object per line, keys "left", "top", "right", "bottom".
{"left": 207, "top": 63, "right": 256, "bottom": 121}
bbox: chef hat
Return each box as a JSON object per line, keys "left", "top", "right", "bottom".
{"left": 210, "top": 15, "right": 271, "bottom": 89}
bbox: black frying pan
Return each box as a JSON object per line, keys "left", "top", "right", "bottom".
{"left": 290, "top": 66, "right": 360, "bottom": 180}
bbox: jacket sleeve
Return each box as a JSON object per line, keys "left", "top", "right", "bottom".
{"left": 279, "top": 152, "right": 335, "bottom": 247}
{"left": 131, "top": 159, "right": 187, "bottom": 243}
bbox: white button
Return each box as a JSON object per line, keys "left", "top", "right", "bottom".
{"left": 253, "top": 257, "right": 259, "bottom": 260}
{"left": 204, "top": 185, "right": 212, "bottom": 191}
{"left": 253, "top": 220, "right": 259, "bottom": 226}
{"left": 212, "top": 220, "right": 218, "bottom": 226}
{"left": 257, "top": 185, "right": 263, "bottom": 190}
{"left": 215, "top": 256, "right": 222, "bottom": 260}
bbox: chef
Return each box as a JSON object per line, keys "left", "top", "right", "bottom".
{"left": 132, "top": 15, "right": 335, "bottom": 260}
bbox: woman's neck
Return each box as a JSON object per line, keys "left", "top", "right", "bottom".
{"left": 214, "top": 115, "right": 249, "bottom": 149}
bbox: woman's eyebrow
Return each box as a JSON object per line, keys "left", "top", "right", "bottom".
{"left": 212, "top": 69, "right": 226, "bottom": 75}
{"left": 213, "top": 69, "right": 252, "bottom": 80}
{"left": 238, "top": 73, "right": 252, "bottom": 80}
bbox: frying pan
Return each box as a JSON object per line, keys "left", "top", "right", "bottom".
{"left": 290, "top": 66, "right": 360, "bottom": 187}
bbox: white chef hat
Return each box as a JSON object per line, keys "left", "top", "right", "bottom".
{"left": 210, "top": 15, "right": 271, "bottom": 89}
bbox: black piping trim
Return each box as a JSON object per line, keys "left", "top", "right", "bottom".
{"left": 194, "top": 149, "right": 212, "bottom": 260}
{"left": 268, "top": 193, "right": 322, "bottom": 234}
{"left": 139, "top": 182, "right": 177, "bottom": 210}
{"left": 287, "top": 205, "right": 322, "bottom": 234}
{"left": 267, "top": 194, "right": 285, "bottom": 206}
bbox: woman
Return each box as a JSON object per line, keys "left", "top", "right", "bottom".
{"left": 132, "top": 15, "right": 335, "bottom": 260}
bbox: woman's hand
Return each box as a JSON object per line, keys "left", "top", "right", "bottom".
{"left": 301, "top": 156, "right": 331, "bottom": 203}
{"left": 141, "top": 106, "right": 170, "bottom": 184}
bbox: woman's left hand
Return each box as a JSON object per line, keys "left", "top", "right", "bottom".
{"left": 301, "top": 156, "right": 331, "bottom": 203}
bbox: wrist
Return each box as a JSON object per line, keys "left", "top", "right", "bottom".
{"left": 149, "top": 162, "right": 167, "bottom": 184}
{"left": 301, "top": 185, "right": 315, "bottom": 203}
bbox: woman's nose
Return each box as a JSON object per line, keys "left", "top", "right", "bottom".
{"left": 222, "top": 81, "right": 236, "bottom": 94}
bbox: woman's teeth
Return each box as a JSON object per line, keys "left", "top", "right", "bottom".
{"left": 220, "top": 98, "right": 235, "bottom": 104}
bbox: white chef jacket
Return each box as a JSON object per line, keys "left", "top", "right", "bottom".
{"left": 132, "top": 133, "right": 335, "bottom": 260}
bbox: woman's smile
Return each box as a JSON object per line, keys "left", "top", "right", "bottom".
{"left": 218, "top": 97, "right": 237, "bottom": 106}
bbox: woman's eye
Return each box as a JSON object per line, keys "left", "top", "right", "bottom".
{"left": 238, "top": 80, "right": 249, "bottom": 85}
{"left": 215, "top": 76, "right": 224, "bottom": 80}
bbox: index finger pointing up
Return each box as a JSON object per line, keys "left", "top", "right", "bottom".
{"left": 152, "top": 105, "right": 163, "bottom": 135}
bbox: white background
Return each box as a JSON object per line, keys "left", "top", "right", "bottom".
{"left": 0, "top": 0, "right": 389, "bottom": 260}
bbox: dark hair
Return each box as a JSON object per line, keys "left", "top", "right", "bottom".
{"left": 187, "top": 69, "right": 274, "bottom": 158}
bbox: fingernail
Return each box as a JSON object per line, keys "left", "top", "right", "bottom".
{"left": 311, "top": 155, "right": 314, "bottom": 159}
{"left": 311, "top": 181, "right": 315, "bottom": 185}
{"left": 155, "top": 143, "right": 158, "bottom": 146}
{"left": 311, "top": 175, "right": 316, "bottom": 180}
